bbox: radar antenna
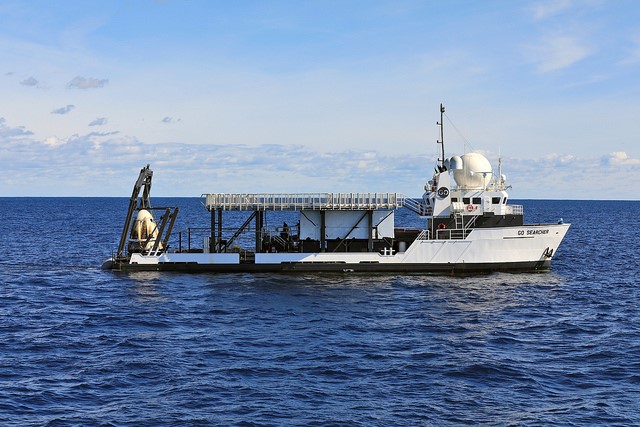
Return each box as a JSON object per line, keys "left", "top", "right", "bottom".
{"left": 437, "top": 103, "right": 446, "bottom": 170}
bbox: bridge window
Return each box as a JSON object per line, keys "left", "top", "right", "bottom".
{"left": 472, "top": 197, "right": 481, "bottom": 204}
{"left": 462, "top": 197, "right": 470, "bottom": 204}
{"left": 492, "top": 197, "right": 501, "bottom": 204}
{"left": 451, "top": 197, "right": 458, "bottom": 202}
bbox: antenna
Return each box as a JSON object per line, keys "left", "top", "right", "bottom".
{"left": 437, "top": 103, "right": 445, "bottom": 169}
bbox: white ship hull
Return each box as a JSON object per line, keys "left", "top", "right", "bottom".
{"left": 109, "top": 223, "right": 569, "bottom": 273}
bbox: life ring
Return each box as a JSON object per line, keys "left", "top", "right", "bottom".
{"left": 437, "top": 223, "right": 446, "bottom": 230}
{"left": 466, "top": 204, "right": 475, "bottom": 212}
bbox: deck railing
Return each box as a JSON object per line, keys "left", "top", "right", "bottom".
{"left": 202, "top": 192, "right": 405, "bottom": 211}
{"left": 506, "top": 204, "right": 524, "bottom": 215}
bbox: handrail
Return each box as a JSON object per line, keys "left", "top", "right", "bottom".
{"left": 403, "top": 198, "right": 432, "bottom": 216}
{"left": 415, "top": 230, "right": 430, "bottom": 240}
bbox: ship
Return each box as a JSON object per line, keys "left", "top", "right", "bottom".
{"left": 103, "top": 105, "right": 570, "bottom": 274}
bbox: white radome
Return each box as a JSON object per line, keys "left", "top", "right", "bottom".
{"left": 449, "top": 155, "right": 463, "bottom": 170}
{"left": 452, "top": 152, "right": 493, "bottom": 190}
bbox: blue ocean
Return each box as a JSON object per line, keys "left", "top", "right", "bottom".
{"left": 1, "top": 198, "right": 639, "bottom": 426}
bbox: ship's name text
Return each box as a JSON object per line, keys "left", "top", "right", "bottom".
{"left": 518, "top": 229, "right": 549, "bottom": 236}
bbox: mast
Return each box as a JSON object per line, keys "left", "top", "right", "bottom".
{"left": 437, "top": 103, "right": 445, "bottom": 169}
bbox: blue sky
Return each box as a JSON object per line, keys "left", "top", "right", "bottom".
{"left": 1, "top": 0, "right": 639, "bottom": 198}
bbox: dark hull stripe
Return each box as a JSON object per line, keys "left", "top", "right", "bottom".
{"left": 111, "top": 260, "right": 552, "bottom": 274}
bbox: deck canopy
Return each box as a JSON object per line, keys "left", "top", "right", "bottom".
{"left": 202, "top": 192, "right": 406, "bottom": 211}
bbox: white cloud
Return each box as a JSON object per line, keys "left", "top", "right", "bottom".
{"left": 529, "top": 0, "right": 573, "bottom": 20}
{"left": 20, "top": 76, "right": 39, "bottom": 87}
{"left": 529, "top": 34, "right": 593, "bottom": 73}
{"left": 43, "top": 136, "right": 66, "bottom": 147}
{"left": 67, "top": 76, "right": 108, "bottom": 89}
{"left": 620, "top": 35, "right": 640, "bottom": 65}
{"left": 161, "top": 116, "right": 181, "bottom": 124}
{"left": 89, "top": 117, "right": 108, "bottom": 126}
{"left": 0, "top": 125, "right": 429, "bottom": 195}
{"left": 51, "top": 104, "right": 75, "bottom": 115}
{"left": 0, "top": 117, "right": 33, "bottom": 138}
{"left": 543, "top": 153, "right": 577, "bottom": 166}
{"left": 504, "top": 149, "right": 640, "bottom": 199}
{"left": 1, "top": 118, "right": 638, "bottom": 199}
{"left": 602, "top": 151, "right": 640, "bottom": 166}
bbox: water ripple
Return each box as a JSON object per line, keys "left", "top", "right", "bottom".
{"left": 1, "top": 199, "right": 639, "bottom": 425}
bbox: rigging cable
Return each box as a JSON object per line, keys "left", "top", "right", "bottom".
{"left": 443, "top": 111, "right": 475, "bottom": 153}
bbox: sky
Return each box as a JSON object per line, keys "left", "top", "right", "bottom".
{"left": 0, "top": 0, "right": 639, "bottom": 199}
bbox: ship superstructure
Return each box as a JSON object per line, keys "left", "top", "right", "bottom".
{"left": 103, "top": 105, "right": 569, "bottom": 273}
